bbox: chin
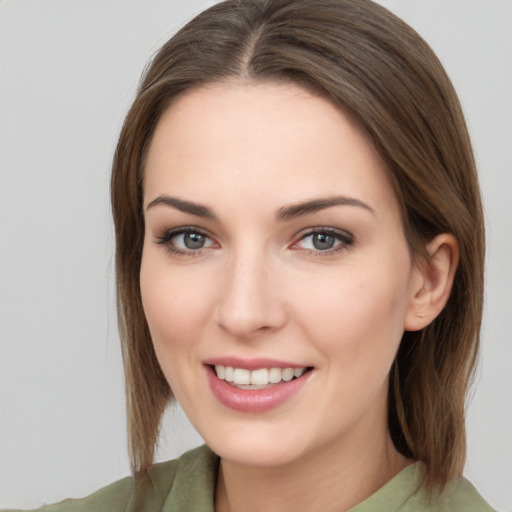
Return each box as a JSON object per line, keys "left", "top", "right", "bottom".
{"left": 197, "top": 415, "right": 334, "bottom": 469}
{"left": 209, "top": 436, "right": 304, "bottom": 468}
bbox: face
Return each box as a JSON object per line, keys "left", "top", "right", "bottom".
{"left": 140, "top": 82, "right": 421, "bottom": 468}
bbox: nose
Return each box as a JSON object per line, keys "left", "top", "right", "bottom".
{"left": 215, "top": 248, "right": 287, "bottom": 339}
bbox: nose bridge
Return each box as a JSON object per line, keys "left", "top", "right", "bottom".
{"left": 215, "top": 241, "right": 285, "bottom": 337}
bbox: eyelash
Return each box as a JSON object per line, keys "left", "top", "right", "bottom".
{"left": 154, "top": 227, "right": 354, "bottom": 257}
{"left": 293, "top": 228, "right": 354, "bottom": 255}
{"left": 154, "top": 227, "right": 214, "bottom": 257}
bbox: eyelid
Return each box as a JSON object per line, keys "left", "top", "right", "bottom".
{"left": 153, "top": 225, "right": 353, "bottom": 256}
{"left": 290, "top": 227, "right": 354, "bottom": 253}
{"left": 154, "top": 226, "right": 218, "bottom": 255}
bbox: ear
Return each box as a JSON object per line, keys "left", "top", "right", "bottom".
{"left": 404, "top": 233, "right": 459, "bottom": 331}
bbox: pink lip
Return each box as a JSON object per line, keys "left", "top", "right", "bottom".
{"left": 204, "top": 364, "right": 312, "bottom": 413}
{"left": 203, "top": 356, "right": 306, "bottom": 370}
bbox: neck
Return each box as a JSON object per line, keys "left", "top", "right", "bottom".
{"left": 215, "top": 424, "right": 411, "bottom": 512}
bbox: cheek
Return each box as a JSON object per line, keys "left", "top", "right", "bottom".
{"left": 292, "top": 257, "right": 411, "bottom": 370}
{"left": 139, "top": 252, "right": 218, "bottom": 392}
{"left": 141, "top": 256, "right": 209, "bottom": 342}
{"left": 290, "top": 265, "right": 411, "bottom": 428}
{"left": 139, "top": 255, "right": 215, "bottom": 402}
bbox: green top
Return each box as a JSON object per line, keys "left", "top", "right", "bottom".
{"left": 7, "top": 445, "right": 495, "bottom": 512}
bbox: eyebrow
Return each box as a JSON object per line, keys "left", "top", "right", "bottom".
{"left": 276, "top": 196, "right": 375, "bottom": 221}
{"left": 145, "top": 194, "right": 375, "bottom": 221}
{"left": 146, "top": 195, "right": 218, "bottom": 220}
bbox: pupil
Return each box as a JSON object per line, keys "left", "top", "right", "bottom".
{"left": 184, "top": 232, "right": 205, "bottom": 249}
{"left": 313, "top": 233, "right": 334, "bottom": 250}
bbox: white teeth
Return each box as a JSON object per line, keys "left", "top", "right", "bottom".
{"left": 294, "top": 368, "right": 305, "bottom": 378}
{"left": 233, "top": 368, "right": 251, "bottom": 385}
{"left": 216, "top": 365, "right": 225, "bottom": 379}
{"left": 281, "top": 368, "right": 294, "bottom": 381}
{"left": 269, "top": 367, "right": 282, "bottom": 383}
{"left": 224, "top": 366, "right": 234, "bottom": 382}
{"left": 214, "top": 365, "right": 307, "bottom": 386}
{"left": 250, "top": 368, "right": 269, "bottom": 385}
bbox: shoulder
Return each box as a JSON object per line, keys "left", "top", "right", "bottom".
{"left": 349, "top": 463, "right": 496, "bottom": 512}
{"left": 3, "top": 445, "right": 216, "bottom": 512}
{"left": 424, "top": 476, "right": 496, "bottom": 512}
{"left": 404, "top": 473, "right": 496, "bottom": 512}
{"left": 15, "top": 474, "right": 135, "bottom": 512}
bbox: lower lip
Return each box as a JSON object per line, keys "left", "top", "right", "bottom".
{"left": 205, "top": 366, "right": 312, "bottom": 413}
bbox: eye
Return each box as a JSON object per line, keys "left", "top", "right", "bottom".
{"left": 293, "top": 228, "right": 353, "bottom": 253}
{"left": 154, "top": 227, "right": 216, "bottom": 254}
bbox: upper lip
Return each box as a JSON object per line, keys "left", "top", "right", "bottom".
{"left": 202, "top": 357, "right": 310, "bottom": 370}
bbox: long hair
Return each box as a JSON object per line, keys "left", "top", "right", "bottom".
{"left": 111, "top": 0, "right": 484, "bottom": 490}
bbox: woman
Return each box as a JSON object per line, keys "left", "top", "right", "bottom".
{"left": 7, "top": 0, "right": 495, "bottom": 510}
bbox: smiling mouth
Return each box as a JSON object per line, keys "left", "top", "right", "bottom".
{"left": 213, "top": 365, "right": 313, "bottom": 390}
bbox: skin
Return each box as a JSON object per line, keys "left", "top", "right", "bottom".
{"left": 140, "top": 82, "right": 458, "bottom": 512}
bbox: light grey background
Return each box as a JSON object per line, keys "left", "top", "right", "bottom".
{"left": 1, "top": 0, "right": 510, "bottom": 509}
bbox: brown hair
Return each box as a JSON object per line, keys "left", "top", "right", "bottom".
{"left": 111, "top": 0, "right": 484, "bottom": 490}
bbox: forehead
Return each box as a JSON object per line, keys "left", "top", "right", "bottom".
{"left": 143, "top": 81, "right": 399, "bottom": 221}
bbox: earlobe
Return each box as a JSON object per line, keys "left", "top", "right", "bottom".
{"left": 404, "top": 233, "right": 459, "bottom": 331}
